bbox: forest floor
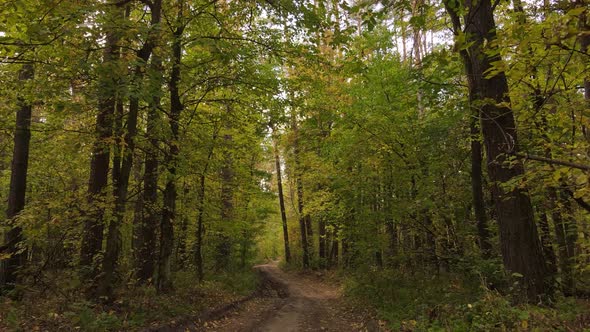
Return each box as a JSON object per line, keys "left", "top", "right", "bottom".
{"left": 166, "top": 262, "right": 383, "bottom": 332}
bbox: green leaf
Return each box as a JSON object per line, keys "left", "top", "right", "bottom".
{"left": 567, "top": 7, "right": 587, "bottom": 17}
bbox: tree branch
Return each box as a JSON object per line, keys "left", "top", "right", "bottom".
{"left": 511, "top": 151, "right": 590, "bottom": 171}
{"left": 563, "top": 188, "right": 590, "bottom": 214}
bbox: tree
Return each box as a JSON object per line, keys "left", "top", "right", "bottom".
{"left": 157, "top": 0, "right": 185, "bottom": 292}
{"left": 1, "top": 64, "right": 34, "bottom": 289}
{"left": 273, "top": 131, "right": 291, "bottom": 263}
{"left": 292, "top": 110, "right": 310, "bottom": 268}
{"left": 134, "top": 54, "right": 163, "bottom": 284}
{"left": 443, "top": 0, "right": 553, "bottom": 300}
{"left": 101, "top": 0, "right": 163, "bottom": 299}
{"left": 79, "top": 4, "right": 125, "bottom": 290}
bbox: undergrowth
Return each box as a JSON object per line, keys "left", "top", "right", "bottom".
{"left": 0, "top": 269, "right": 259, "bottom": 332}
{"left": 344, "top": 266, "right": 590, "bottom": 331}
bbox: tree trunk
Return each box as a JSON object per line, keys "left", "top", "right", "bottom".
{"left": 383, "top": 169, "right": 397, "bottom": 265}
{"left": 328, "top": 227, "right": 339, "bottom": 268}
{"left": 318, "top": 217, "right": 326, "bottom": 268}
{"left": 176, "top": 186, "right": 189, "bottom": 270}
{"left": 101, "top": 0, "right": 161, "bottom": 297}
{"left": 342, "top": 237, "right": 350, "bottom": 268}
{"left": 194, "top": 129, "right": 218, "bottom": 281}
{"left": 1, "top": 64, "right": 34, "bottom": 289}
{"left": 470, "top": 117, "right": 492, "bottom": 258}
{"left": 551, "top": 189, "right": 577, "bottom": 295}
{"left": 579, "top": 2, "right": 589, "bottom": 104}
{"left": 157, "top": 17, "right": 184, "bottom": 292}
{"left": 273, "top": 136, "right": 291, "bottom": 264}
{"left": 158, "top": 179, "right": 176, "bottom": 292}
{"left": 132, "top": 166, "right": 144, "bottom": 268}
{"left": 444, "top": 0, "right": 553, "bottom": 300}
{"left": 423, "top": 213, "right": 438, "bottom": 270}
{"left": 538, "top": 211, "right": 557, "bottom": 273}
{"left": 135, "top": 75, "right": 161, "bottom": 284}
{"left": 536, "top": 104, "right": 574, "bottom": 295}
{"left": 195, "top": 171, "right": 206, "bottom": 281}
{"left": 216, "top": 126, "right": 234, "bottom": 270}
{"left": 80, "top": 7, "right": 123, "bottom": 286}
{"left": 293, "top": 119, "right": 309, "bottom": 268}
{"left": 385, "top": 219, "right": 397, "bottom": 261}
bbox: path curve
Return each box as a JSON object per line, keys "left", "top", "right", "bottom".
{"left": 201, "top": 263, "right": 380, "bottom": 332}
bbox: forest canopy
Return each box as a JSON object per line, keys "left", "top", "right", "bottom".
{"left": 0, "top": 0, "right": 589, "bottom": 330}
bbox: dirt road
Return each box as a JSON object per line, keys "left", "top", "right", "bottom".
{"left": 200, "top": 263, "right": 379, "bottom": 332}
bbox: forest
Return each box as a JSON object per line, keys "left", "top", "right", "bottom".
{"left": 0, "top": 0, "right": 589, "bottom": 331}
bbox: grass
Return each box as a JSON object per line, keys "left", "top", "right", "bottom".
{"left": 343, "top": 266, "right": 590, "bottom": 331}
{"left": 0, "top": 268, "right": 259, "bottom": 332}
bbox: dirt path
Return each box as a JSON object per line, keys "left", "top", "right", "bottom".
{"left": 199, "top": 263, "right": 380, "bottom": 332}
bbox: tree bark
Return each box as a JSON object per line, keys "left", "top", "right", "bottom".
{"left": 342, "top": 237, "right": 350, "bottom": 268}
{"left": 131, "top": 161, "right": 144, "bottom": 269}
{"left": 538, "top": 211, "right": 557, "bottom": 275}
{"left": 101, "top": 0, "right": 162, "bottom": 297}
{"left": 194, "top": 128, "right": 218, "bottom": 281}
{"left": 551, "top": 188, "right": 577, "bottom": 295}
{"left": 328, "top": 226, "right": 339, "bottom": 268}
{"left": 318, "top": 217, "right": 326, "bottom": 268}
{"left": 293, "top": 119, "right": 309, "bottom": 268}
{"left": 1, "top": 63, "right": 34, "bottom": 289}
{"left": 470, "top": 117, "right": 492, "bottom": 258}
{"left": 175, "top": 185, "right": 189, "bottom": 270}
{"left": 157, "top": 16, "right": 184, "bottom": 292}
{"left": 80, "top": 7, "right": 123, "bottom": 286}
{"left": 273, "top": 136, "right": 291, "bottom": 264}
{"left": 444, "top": 0, "right": 553, "bottom": 300}
{"left": 216, "top": 127, "right": 234, "bottom": 270}
{"left": 133, "top": 4, "right": 164, "bottom": 286}
{"left": 135, "top": 66, "right": 161, "bottom": 284}
{"left": 579, "top": 1, "right": 589, "bottom": 103}
{"left": 195, "top": 169, "right": 207, "bottom": 281}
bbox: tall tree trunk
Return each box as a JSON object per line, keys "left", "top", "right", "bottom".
{"left": 552, "top": 189, "right": 577, "bottom": 295}
{"left": 444, "top": 0, "right": 553, "bottom": 300}
{"left": 342, "top": 237, "right": 350, "bottom": 268}
{"left": 305, "top": 216, "right": 313, "bottom": 243}
{"left": 132, "top": 164, "right": 144, "bottom": 266}
{"left": 318, "top": 217, "right": 326, "bottom": 268}
{"left": 411, "top": 0, "right": 423, "bottom": 66}
{"left": 423, "top": 212, "right": 438, "bottom": 270}
{"left": 385, "top": 219, "right": 397, "bottom": 262}
{"left": 216, "top": 123, "right": 234, "bottom": 270}
{"left": 536, "top": 104, "right": 571, "bottom": 294}
{"left": 328, "top": 226, "right": 339, "bottom": 268}
{"left": 158, "top": 176, "right": 176, "bottom": 292}
{"left": 538, "top": 211, "right": 557, "bottom": 274}
{"left": 383, "top": 168, "right": 397, "bottom": 264}
{"left": 101, "top": 0, "right": 162, "bottom": 297}
{"left": 514, "top": 0, "right": 562, "bottom": 291}
{"left": 273, "top": 136, "right": 291, "bottom": 264}
{"left": 157, "top": 16, "right": 184, "bottom": 292}
{"left": 470, "top": 117, "right": 492, "bottom": 258}
{"left": 239, "top": 155, "right": 258, "bottom": 269}
{"left": 135, "top": 66, "right": 161, "bottom": 284}
{"left": 579, "top": 2, "right": 589, "bottom": 104}
{"left": 568, "top": 0, "right": 589, "bottom": 295}
{"left": 292, "top": 119, "right": 309, "bottom": 268}
{"left": 176, "top": 185, "right": 189, "bottom": 270}
{"left": 195, "top": 170, "right": 207, "bottom": 281}
{"left": 80, "top": 7, "right": 123, "bottom": 287}
{"left": 112, "top": 100, "right": 123, "bottom": 202}
{"left": 1, "top": 63, "right": 34, "bottom": 289}
{"left": 194, "top": 128, "right": 218, "bottom": 281}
